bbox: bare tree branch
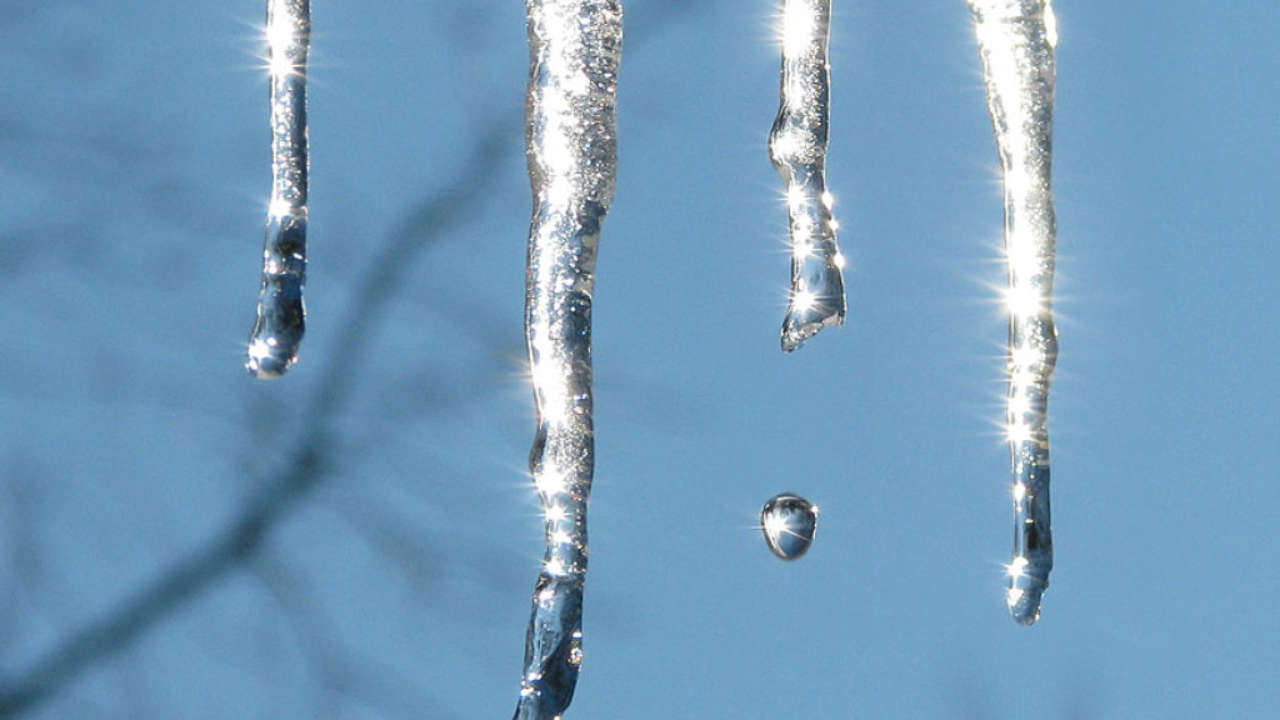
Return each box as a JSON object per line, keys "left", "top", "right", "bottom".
{"left": 0, "top": 125, "right": 512, "bottom": 718}
{"left": 0, "top": 4, "right": 708, "bottom": 712}
{"left": 251, "top": 547, "right": 461, "bottom": 720}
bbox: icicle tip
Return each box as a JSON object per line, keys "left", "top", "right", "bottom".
{"left": 780, "top": 289, "right": 845, "bottom": 351}
{"left": 1006, "top": 582, "right": 1046, "bottom": 626}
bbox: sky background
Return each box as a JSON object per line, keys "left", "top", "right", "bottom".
{"left": 1, "top": 0, "right": 1277, "bottom": 718}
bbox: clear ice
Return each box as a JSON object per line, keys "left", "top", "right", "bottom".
{"left": 514, "top": 2, "right": 622, "bottom": 718}
{"left": 761, "top": 493, "right": 819, "bottom": 560}
{"left": 770, "top": 0, "right": 847, "bottom": 352}
{"left": 967, "top": 0, "right": 1059, "bottom": 625}
{"left": 247, "top": 0, "right": 310, "bottom": 379}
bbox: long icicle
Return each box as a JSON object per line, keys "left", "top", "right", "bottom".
{"left": 968, "top": 0, "right": 1059, "bottom": 625}
{"left": 247, "top": 0, "right": 310, "bottom": 378}
{"left": 515, "top": 1, "right": 622, "bottom": 718}
{"left": 771, "top": 0, "right": 847, "bottom": 352}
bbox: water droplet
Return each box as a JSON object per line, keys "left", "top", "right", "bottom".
{"left": 567, "top": 630, "right": 584, "bottom": 666}
{"left": 760, "top": 493, "right": 819, "bottom": 560}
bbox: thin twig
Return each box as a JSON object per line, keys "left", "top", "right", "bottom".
{"left": 0, "top": 126, "right": 511, "bottom": 719}
{"left": 0, "top": 3, "right": 707, "bottom": 711}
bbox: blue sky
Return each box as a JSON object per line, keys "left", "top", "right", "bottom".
{"left": 0, "top": 1, "right": 1276, "bottom": 718}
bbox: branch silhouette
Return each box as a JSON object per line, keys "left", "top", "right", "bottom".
{"left": 0, "top": 3, "right": 705, "bottom": 713}
{"left": 0, "top": 126, "right": 512, "bottom": 718}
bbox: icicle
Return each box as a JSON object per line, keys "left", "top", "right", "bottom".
{"left": 770, "top": 0, "right": 847, "bottom": 352}
{"left": 247, "top": 0, "right": 310, "bottom": 379}
{"left": 967, "top": 0, "right": 1059, "bottom": 625}
{"left": 514, "top": 2, "right": 621, "bottom": 718}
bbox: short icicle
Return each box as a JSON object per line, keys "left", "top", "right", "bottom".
{"left": 771, "top": 0, "right": 847, "bottom": 351}
{"left": 967, "top": 0, "right": 1060, "bottom": 625}
{"left": 247, "top": 0, "right": 310, "bottom": 378}
{"left": 514, "top": 1, "right": 622, "bottom": 718}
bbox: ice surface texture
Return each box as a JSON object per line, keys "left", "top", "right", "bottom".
{"left": 247, "top": 0, "right": 310, "bottom": 378}
{"left": 514, "top": 2, "right": 622, "bottom": 718}
{"left": 968, "top": 0, "right": 1059, "bottom": 625}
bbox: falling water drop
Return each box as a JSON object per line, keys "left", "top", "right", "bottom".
{"left": 760, "top": 493, "right": 819, "bottom": 560}
{"left": 246, "top": 0, "right": 310, "bottom": 379}
{"left": 967, "top": 0, "right": 1060, "bottom": 625}
{"left": 770, "top": 0, "right": 847, "bottom": 351}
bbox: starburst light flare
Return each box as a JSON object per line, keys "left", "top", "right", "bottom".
{"left": 967, "top": 0, "right": 1059, "bottom": 625}
{"left": 247, "top": 0, "right": 310, "bottom": 378}
{"left": 770, "top": 0, "right": 847, "bottom": 351}
{"left": 514, "top": 2, "right": 621, "bottom": 718}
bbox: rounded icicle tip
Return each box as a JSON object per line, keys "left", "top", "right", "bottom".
{"left": 760, "top": 493, "right": 819, "bottom": 560}
{"left": 1006, "top": 575, "right": 1047, "bottom": 626}
{"left": 245, "top": 335, "right": 299, "bottom": 379}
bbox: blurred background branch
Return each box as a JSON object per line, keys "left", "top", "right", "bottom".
{"left": 0, "top": 4, "right": 703, "bottom": 715}
{"left": 0, "top": 126, "right": 510, "bottom": 717}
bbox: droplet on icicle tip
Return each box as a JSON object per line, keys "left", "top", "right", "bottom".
{"left": 246, "top": 336, "right": 296, "bottom": 379}
{"left": 760, "top": 493, "right": 819, "bottom": 560}
{"left": 1006, "top": 581, "right": 1045, "bottom": 626}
